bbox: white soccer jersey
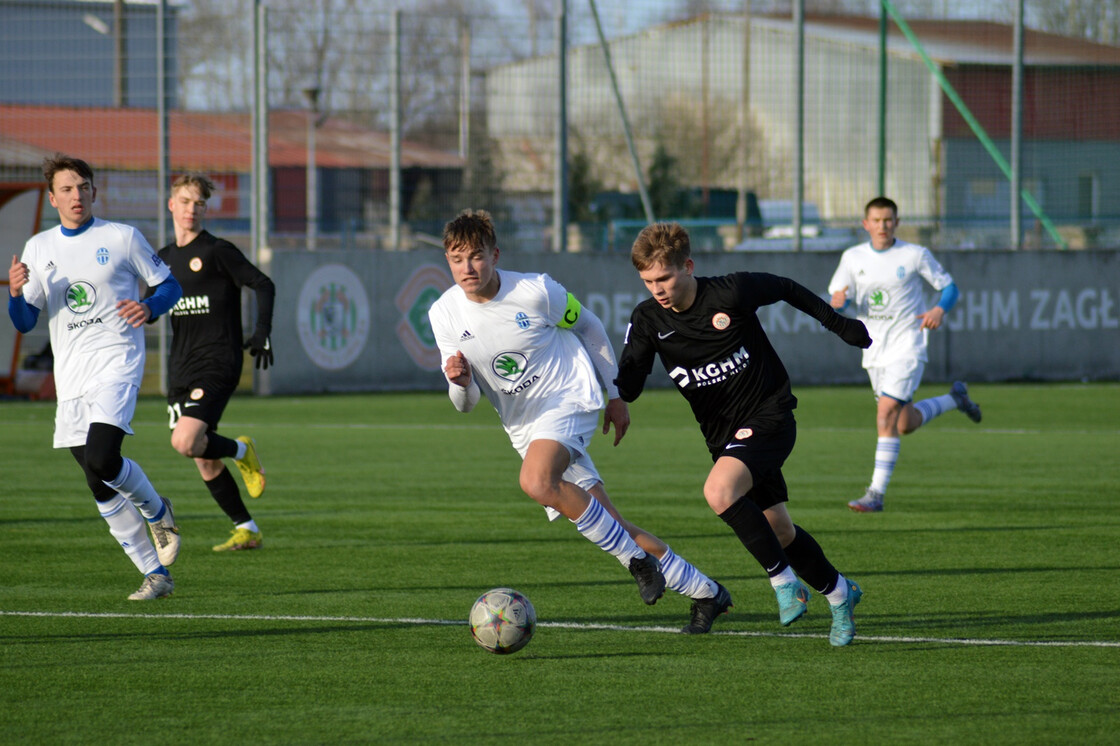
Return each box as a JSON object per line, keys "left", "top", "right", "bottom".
{"left": 828, "top": 239, "right": 953, "bottom": 368}
{"left": 428, "top": 270, "right": 604, "bottom": 451}
{"left": 20, "top": 218, "right": 172, "bottom": 401}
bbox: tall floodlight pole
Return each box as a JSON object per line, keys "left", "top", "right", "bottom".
{"left": 390, "top": 10, "right": 402, "bottom": 251}
{"left": 878, "top": 3, "right": 887, "bottom": 196}
{"left": 736, "top": 0, "right": 752, "bottom": 242}
{"left": 459, "top": 17, "right": 471, "bottom": 161}
{"left": 1011, "top": 0, "right": 1024, "bottom": 249}
{"left": 252, "top": 0, "right": 270, "bottom": 265}
{"left": 304, "top": 86, "right": 320, "bottom": 251}
{"left": 793, "top": 0, "right": 804, "bottom": 252}
{"left": 252, "top": 1, "right": 270, "bottom": 394}
{"left": 156, "top": 0, "right": 170, "bottom": 394}
{"left": 553, "top": 0, "right": 568, "bottom": 252}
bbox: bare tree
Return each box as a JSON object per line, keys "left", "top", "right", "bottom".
{"left": 177, "top": 0, "right": 255, "bottom": 110}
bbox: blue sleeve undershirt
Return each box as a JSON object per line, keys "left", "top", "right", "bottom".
{"left": 8, "top": 294, "right": 40, "bottom": 333}
{"left": 140, "top": 274, "right": 182, "bottom": 320}
{"left": 936, "top": 282, "right": 959, "bottom": 312}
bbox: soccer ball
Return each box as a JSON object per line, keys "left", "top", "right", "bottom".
{"left": 469, "top": 587, "right": 536, "bottom": 655}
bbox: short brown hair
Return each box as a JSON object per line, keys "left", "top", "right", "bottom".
{"left": 630, "top": 222, "right": 691, "bottom": 271}
{"left": 171, "top": 172, "right": 215, "bottom": 200}
{"left": 43, "top": 154, "right": 94, "bottom": 192}
{"left": 443, "top": 209, "right": 497, "bottom": 254}
{"left": 864, "top": 196, "right": 898, "bottom": 216}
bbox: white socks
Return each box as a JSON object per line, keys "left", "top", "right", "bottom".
{"left": 98, "top": 495, "right": 162, "bottom": 575}
{"left": 573, "top": 497, "right": 644, "bottom": 567}
{"left": 769, "top": 567, "right": 799, "bottom": 588}
{"left": 659, "top": 547, "right": 717, "bottom": 599}
{"left": 914, "top": 393, "right": 955, "bottom": 425}
{"left": 825, "top": 574, "right": 850, "bottom": 606}
{"left": 104, "top": 458, "right": 163, "bottom": 520}
{"left": 870, "top": 437, "right": 900, "bottom": 494}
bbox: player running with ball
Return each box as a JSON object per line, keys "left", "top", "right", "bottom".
{"left": 428, "top": 209, "right": 733, "bottom": 634}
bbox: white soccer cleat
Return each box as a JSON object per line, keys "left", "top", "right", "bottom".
{"left": 128, "top": 572, "right": 174, "bottom": 600}
{"left": 148, "top": 497, "right": 181, "bottom": 566}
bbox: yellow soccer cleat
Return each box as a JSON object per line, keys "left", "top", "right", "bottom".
{"left": 234, "top": 436, "right": 266, "bottom": 498}
{"left": 213, "top": 527, "right": 263, "bottom": 552}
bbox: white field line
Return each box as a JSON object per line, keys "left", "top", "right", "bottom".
{"left": 110, "top": 422, "right": 1117, "bottom": 436}
{"left": 2, "top": 610, "right": 1117, "bottom": 648}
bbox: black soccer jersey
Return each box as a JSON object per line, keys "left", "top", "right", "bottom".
{"left": 159, "top": 231, "right": 275, "bottom": 389}
{"left": 617, "top": 271, "right": 853, "bottom": 453}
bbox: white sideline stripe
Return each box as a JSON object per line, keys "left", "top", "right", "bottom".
{"left": 3, "top": 610, "right": 1117, "bottom": 648}
{"left": 112, "top": 422, "right": 1119, "bottom": 436}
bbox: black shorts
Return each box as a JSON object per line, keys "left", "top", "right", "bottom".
{"left": 167, "top": 380, "right": 236, "bottom": 431}
{"left": 711, "top": 410, "right": 797, "bottom": 511}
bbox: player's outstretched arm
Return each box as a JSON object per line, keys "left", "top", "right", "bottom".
{"left": 762, "top": 272, "right": 872, "bottom": 348}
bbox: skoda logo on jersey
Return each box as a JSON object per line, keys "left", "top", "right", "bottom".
{"left": 869, "top": 288, "right": 890, "bottom": 312}
{"left": 492, "top": 351, "right": 528, "bottom": 381}
{"left": 65, "top": 281, "right": 96, "bottom": 313}
{"left": 515, "top": 312, "right": 531, "bottom": 330}
{"left": 96, "top": 247, "right": 110, "bottom": 266}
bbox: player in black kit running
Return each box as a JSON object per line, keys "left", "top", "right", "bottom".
{"left": 158, "top": 173, "right": 274, "bottom": 552}
{"left": 616, "top": 222, "right": 872, "bottom": 646}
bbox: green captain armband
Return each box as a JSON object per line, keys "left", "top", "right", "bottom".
{"left": 558, "top": 292, "right": 582, "bottom": 328}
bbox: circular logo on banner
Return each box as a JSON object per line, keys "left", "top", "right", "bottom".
{"left": 297, "top": 264, "right": 371, "bottom": 370}
{"left": 394, "top": 264, "right": 453, "bottom": 371}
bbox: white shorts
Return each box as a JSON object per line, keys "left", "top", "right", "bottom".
{"left": 53, "top": 382, "right": 138, "bottom": 449}
{"left": 511, "top": 408, "right": 604, "bottom": 493}
{"left": 867, "top": 358, "right": 925, "bottom": 404}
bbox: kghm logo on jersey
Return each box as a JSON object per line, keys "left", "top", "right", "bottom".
{"left": 668, "top": 345, "right": 750, "bottom": 389}
{"left": 171, "top": 295, "right": 211, "bottom": 317}
{"left": 96, "top": 247, "right": 109, "bottom": 266}
{"left": 66, "top": 281, "right": 96, "bottom": 313}
{"left": 515, "top": 312, "right": 531, "bottom": 330}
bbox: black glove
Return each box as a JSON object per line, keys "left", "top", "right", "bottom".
{"left": 243, "top": 329, "right": 274, "bottom": 369}
{"left": 837, "top": 317, "right": 872, "bottom": 349}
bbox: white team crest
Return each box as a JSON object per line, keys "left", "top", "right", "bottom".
{"left": 735, "top": 427, "right": 753, "bottom": 439}
{"left": 712, "top": 312, "right": 731, "bottom": 330}
{"left": 190, "top": 257, "right": 203, "bottom": 272}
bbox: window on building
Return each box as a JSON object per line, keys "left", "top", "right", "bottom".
{"left": 1077, "top": 173, "right": 1099, "bottom": 221}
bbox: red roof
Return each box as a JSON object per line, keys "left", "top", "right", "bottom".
{"left": 804, "top": 15, "right": 1120, "bottom": 66}
{"left": 0, "top": 104, "right": 463, "bottom": 171}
